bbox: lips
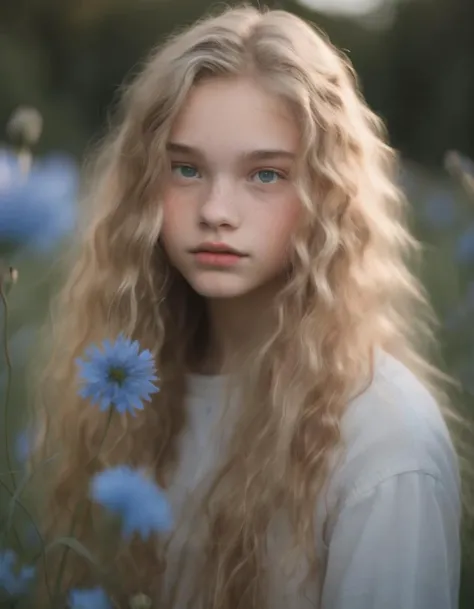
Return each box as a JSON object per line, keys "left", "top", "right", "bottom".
{"left": 189, "top": 242, "right": 247, "bottom": 268}
{"left": 190, "top": 242, "right": 247, "bottom": 256}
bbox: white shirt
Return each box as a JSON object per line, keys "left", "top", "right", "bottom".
{"left": 163, "top": 351, "right": 461, "bottom": 609}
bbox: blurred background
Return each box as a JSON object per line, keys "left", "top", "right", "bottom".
{"left": 0, "top": 0, "right": 473, "bottom": 605}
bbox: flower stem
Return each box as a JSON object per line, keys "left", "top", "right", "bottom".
{"left": 52, "top": 408, "right": 115, "bottom": 606}
{"left": 0, "top": 278, "right": 16, "bottom": 492}
{"left": 89, "top": 407, "right": 115, "bottom": 468}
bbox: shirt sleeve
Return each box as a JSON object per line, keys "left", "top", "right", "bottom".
{"left": 319, "top": 470, "right": 461, "bottom": 609}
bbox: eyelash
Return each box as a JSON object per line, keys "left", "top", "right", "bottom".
{"left": 170, "top": 163, "right": 287, "bottom": 183}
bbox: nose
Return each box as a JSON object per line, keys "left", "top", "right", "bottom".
{"left": 198, "top": 179, "right": 240, "bottom": 229}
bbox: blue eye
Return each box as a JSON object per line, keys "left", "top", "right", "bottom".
{"left": 172, "top": 164, "right": 200, "bottom": 179}
{"left": 253, "top": 169, "right": 283, "bottom": 184}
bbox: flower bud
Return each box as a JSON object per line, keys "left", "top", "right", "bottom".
{"left": 7, "top": 106, "right": 43, "bottom": 148}
{"left": 0, "top": 264, "right": 18, "bottom": 297}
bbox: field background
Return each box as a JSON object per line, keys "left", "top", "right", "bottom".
{"left": 1, "top": 0, "right": 473, "bottom": 605}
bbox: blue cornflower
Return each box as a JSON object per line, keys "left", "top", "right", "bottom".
{"left": 90, "top": 465, "right": 173, "bottom": 540}
{"left": 76, "top": 334, "right": 159, "bottom": 415}
{"left": 0, "top": 148, "right": 78, "bottom": 255}
{"left": 14, "top": 427, "right": 35, "bottom": 464}
{"left": 0, "top": 549, "right": 35, "bottom": 597}
{"left": 68, "top": 586, "right": 111, "bottom": 609}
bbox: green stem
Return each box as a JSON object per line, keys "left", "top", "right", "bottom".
{"left": 0, "top": 280, "right": 16, "bottom": 493}
{"left": 0, "top": 479, "right": 23, "bottom": 552}
{"left": 52, "top": 408, "right": 115, "bottom": 606}
{"left": 85, "top": 407, "right": 115, "bottom": 469}
{"left": 4, "top": 454, "right": 58, "bottom": 545}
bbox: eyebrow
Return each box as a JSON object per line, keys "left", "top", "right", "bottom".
{"left": 166, "top": 142, "right": 296, "bottom": 162}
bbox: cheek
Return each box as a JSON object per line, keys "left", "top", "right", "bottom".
{"left": 264, "top": 198, "right": 301, "bottom": 251}
{"left": 160, "top": 195, "right": 184, "bottom": 249}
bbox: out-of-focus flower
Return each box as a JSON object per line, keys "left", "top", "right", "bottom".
{"left": 90, "top": 465, "right": 172, "bottom": 540}
{"left": 455, "top": 224, "right": 474, "bottom": 264}
{"left": 0, "top": 148, "right": 78, "bottom": 256}
{"left": 68, "top": 586, "right": 112, "bottom": 609}
{"left": 76, "top": 334, "right": 159, "bottom": 415}
{"left": 14, "top": 428, "right": 33, "bottom": 464}
{"left": 7, "top": 106, "right": 43, "bottom": 148}
{"left": 422, "top": 190, "right": 457, "bottom": 230}
{"left": 0, "top": 549, "right": 35, "bottom": 597}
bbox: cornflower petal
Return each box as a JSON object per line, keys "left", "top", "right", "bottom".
{"left": 90, "top": 466, "right": 173, "bottom": 540}
{"left": 68, "top": 586, "right": 112, "bottom": 609}
{"left": 76, "top": 335, "right": 159, "bottom": 415}
{"left": 0, "top": 549, "right": 35, "bottom": 597}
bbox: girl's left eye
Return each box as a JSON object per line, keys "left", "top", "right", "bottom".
{"left": 252, "top": 169, "right": 285, "bottom": 184}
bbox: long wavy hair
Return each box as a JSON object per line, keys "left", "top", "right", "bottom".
{"left": 30, "top": 4, "right": 469, "bottom": 608}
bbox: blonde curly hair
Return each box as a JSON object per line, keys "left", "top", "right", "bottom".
{"left": 30, "top": 4, "right": 467, "bottom": 608}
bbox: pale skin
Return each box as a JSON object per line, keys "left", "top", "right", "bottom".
{"left": 160, "top": 77, "right": 302, "bottom": 373}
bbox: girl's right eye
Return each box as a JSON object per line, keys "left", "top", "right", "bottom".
{"left": 171, "top": 163, "right": 201, "bottom": 179}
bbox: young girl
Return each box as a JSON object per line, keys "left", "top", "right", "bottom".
{"left": 33, "top": 4, "right": 463, "bottom": 609}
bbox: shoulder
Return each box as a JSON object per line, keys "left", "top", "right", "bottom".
{"left": 329, "top": 351, "right": 461, "bottom": 506}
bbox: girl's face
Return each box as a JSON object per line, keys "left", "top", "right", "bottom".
{"left": 160, "top": 76, "right": 302, "bottom": 300}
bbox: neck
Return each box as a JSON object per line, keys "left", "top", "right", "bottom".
{"left": 198, "top": 277, "right": 284, "bottom": 374}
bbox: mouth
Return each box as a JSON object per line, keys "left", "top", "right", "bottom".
{"left": 189, "top": 242, "right": 247, "bottom": 267}
{"left": 189, "top": 243, "right": 247, "bottom": 256}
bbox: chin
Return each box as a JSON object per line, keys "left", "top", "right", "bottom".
{"left": 187, "top": 275, "right": 254, "bottom": 299}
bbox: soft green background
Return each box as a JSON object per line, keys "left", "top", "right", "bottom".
{"left": 1, "top": 0, "right": 473, "bottom": 605}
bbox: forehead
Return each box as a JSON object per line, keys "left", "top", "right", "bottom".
{"left": 168, "top": 77, "right": 300, "bottom": 159}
